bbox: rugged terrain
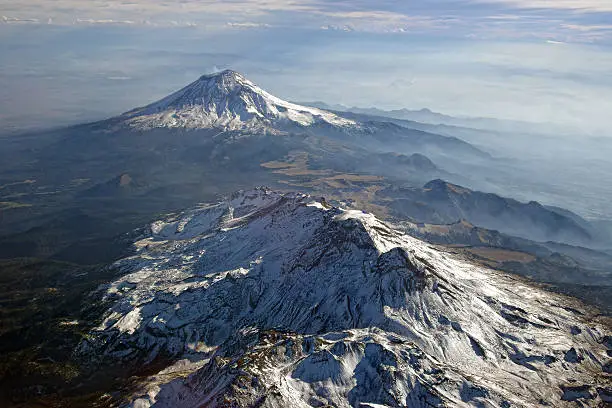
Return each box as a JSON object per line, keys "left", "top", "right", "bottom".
{"left": 79, "top": 189, "right": 611, "bottom": 407}
{"left": 381, "top": 180, "right": 596, "bottom": 246}
{"left": 1, "top": 70, "right": 611, "bottom": 406}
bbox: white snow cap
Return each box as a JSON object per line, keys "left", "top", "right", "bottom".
{"left": 121, "top": 69, "right": 355, "bottom": 130}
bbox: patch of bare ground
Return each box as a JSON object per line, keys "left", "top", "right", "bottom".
{"left": 466, "top": 247, "right": 537, "bottom": 263}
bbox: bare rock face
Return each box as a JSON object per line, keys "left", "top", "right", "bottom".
{"left": 78, "top": 188, "right": 611, "bottom": 407}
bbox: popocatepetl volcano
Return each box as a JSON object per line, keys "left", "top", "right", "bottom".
{"left": 120, "top": 70, "right": 356, "bottom": 131}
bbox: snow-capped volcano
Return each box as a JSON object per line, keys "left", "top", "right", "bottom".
{"left": 121, "top": 70, "right": 355, "bottom": 130}
{"left": 79, "top": 188, "right": 610, "bottom": 407}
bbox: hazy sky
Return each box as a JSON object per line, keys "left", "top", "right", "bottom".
{"left": 1, "top": 0, "right": 611, "bottom": 133}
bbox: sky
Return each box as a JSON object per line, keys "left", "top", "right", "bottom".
{"left": 1, "top": 0, "right": 611, "bottom": 134}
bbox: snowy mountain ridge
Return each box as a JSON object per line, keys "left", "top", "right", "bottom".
{"left": 78, "top": 188, "right": 611, "bottom": 407}
{"left": 120, "top": 70, "right": 356, "bottom": 131}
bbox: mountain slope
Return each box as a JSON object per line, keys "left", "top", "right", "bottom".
{"left": 396, "top": 218, "right": 612, "bottom": 312}
{"left": 78, "top": 188, "right": 611, "bottom": 407}
{"left": 381, "top": 180, "right": 595, "bottom": 246}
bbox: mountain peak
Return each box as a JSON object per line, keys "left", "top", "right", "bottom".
{"left": 199, "top": 69, "right": 244, "bottom": 80}
{"left": 120, "top": 70, "right": 356, "bottom": 131}
{"left": 78, "top": 189, "right": 610, "bottom": 407}
{"left": 423, "top": 179, "right": 449, "bottom": 190}
{"left": 195, "top": 69, "right": 249, "bottom": 91}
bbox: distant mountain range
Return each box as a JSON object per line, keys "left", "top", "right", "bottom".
{"left": 303, "top": 101, "right": 584, "bottom": 136}
{"left": 380, "top": 179, "right": 596, "bottom": 246}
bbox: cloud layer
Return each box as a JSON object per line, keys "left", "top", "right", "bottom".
{"left": 480, "top": 0, "right": 612, "bottom": 12}
{"left": 2, "top": 0, "right": 612, "bottom": 42}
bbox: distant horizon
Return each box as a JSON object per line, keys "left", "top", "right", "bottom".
{"left": 2, "top": 61, "right": 609, "bottom": 137}
{"left": 2, "top": 0, "right": 612, "bottom": 135}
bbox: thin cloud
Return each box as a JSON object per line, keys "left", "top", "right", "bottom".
{"left": 1, "top": 0, "right": 611, "bottom": 43}
{"left": 0, "top": 0, "right": 318, "bottom": 21}
{"left": 562, "top": 23, "right": 612, "bottom": 32}
{"left": 75, "top": 18, "right": 136, "bottom": 25}
{"left": 321, "top": 25, "right": 355, "bottom": 32}
{"left": 1, "top": 15, "right": 39, "bottom": 23}
{"left": 227, "top": 22, "right": 271, "bottom": 29}
{"left": 486, "top": 14, "right": 524, "bottom": 20}
{"left": 476, "top": 0, "right": 612, "bottom": 13}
